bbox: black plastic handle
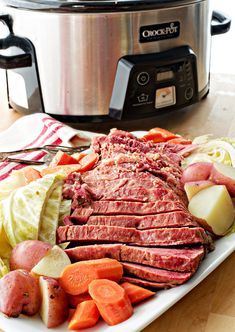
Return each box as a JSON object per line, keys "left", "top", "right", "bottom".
{"left": 0, "top": 14, "right": 32, "bottom": 69}
{"left": 211, "top": 10, "right": 231, "bottom": 36}
{"left": 0, "top": 53, "right": 32, "bottom": 69}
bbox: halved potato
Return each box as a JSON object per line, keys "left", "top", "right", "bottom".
{"left": 188, "top": 185, "right": 234, "bottom": 236}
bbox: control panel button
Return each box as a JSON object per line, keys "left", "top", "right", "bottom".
{"left": 155, "top": 86, "right": 176, "bottom": 109}
{"left": 185, "top": 87, "right": 194, "bottom": 100}
{"left": 137, "top": 72, "right": 150, "bottom": 86}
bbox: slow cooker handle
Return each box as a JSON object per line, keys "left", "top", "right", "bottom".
{"left": 0, "top": 14, "right": 32, "bottom": 69}
{"left": 211, "top": 11, "right": 231, "bottom": 36}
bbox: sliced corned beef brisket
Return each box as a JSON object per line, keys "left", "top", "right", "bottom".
{"left": 58, "top": 129, "right": 213, "bottom": 289}
{"left": 120, "top": 277, "right": 174, "bottom": 289}
{"left": 65, "top": 244, "right": 205, "bottom": 273}
{"left": 121, "top": 262, "right": 192, "bottom": 285}
{"left": 69, "top": 212, "right": 198, "bottom": 229}
{"left": 57, "top": 225, "right": 208, "bottom": 246}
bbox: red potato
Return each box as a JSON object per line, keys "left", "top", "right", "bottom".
{"left": 181, "top": 162, "right": 213, "bottom": 184}
{"left": 209, "top": 162, "right": 235, "bottom": 196}
{"left": 0, "top": 270, "right": 41, "bottom": 317}
{"left": 39, "top": 276, "right": 69, "bottom": 328}
{"left": 10, "top": 240, "right": 52, "bottom": 271}
{"left": 184, "top": 180, "right": 214, "bottom": 201}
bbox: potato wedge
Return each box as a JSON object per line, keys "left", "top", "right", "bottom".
{"left": 32, "top": 245, "right": 71, "bottom": 279}
{"left": 39, "top": 276, "right": 69, "bottom": 328}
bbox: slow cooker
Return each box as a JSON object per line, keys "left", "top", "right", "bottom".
{"left": 0, "top": 0, "right": 231, "bottom": 121}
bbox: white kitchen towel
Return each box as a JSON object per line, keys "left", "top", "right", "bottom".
{"left": 0, "top": 113, "right": 93, "bottom": 181}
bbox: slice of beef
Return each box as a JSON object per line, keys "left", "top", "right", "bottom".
{"left": 70, "top": 211, "right": 198, "bottom": 229}
{"left": 120, "top": 245, "right": 205, "bottom": 272}
{"left": 65, "top": 244, "right": 204, "bottom": 272}
{"left": 81, "top": 166, "right": 165, "bottom": 183}
{"left": 121, "top": 276, "right": 173, "bottom": 289}
{"left": 66, "top": 167, "right": 183, "bottom": 203}
{"left": 122, "top": 262, "right": 192, "bottom": 285}
{"left": 71, "top": 200, "right": 187, "bottom": 215}
{"left": 91, "top": 128, "right": 183, "bottom": 165}
{"left": 70, "top": 207, "right": 93, "bottom": 223}
{"left": 57, "top": 225, "right": 208, "bottom": 246}
{"left": 85, "top": 180, "right": 180, "bottom": 202}
{"left": 81, "top": 161, "right": 186, "bottom": 204}
{"left": 98, "top": 153, "right": 183, "bottom": 193}
{"left": 65, "top": 244, "right": 122, "bottom": 261}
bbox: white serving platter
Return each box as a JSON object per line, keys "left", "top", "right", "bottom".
{"left": 1, "top": 233, "right": 235, "bottom": 332}
{"left": 1, "top": 129, "right": 235, "bottom": 332}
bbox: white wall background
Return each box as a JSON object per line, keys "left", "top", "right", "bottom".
{"left": 211, "top": 0, "right": 235, "bottom": 74}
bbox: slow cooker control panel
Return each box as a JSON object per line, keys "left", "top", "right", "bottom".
{"left": 109, "top": 46, "right": 198, "bottom": 120}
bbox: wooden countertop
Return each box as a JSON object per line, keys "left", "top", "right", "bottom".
{"left": 0, "top": 70, "right": 235, "bottom": 332}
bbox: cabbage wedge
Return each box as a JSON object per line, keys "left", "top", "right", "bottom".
{"left": 1, "top": 174, "right": 63, "bottom": 248}
{"left": 39, "top": 184, "right": 63, "bottom": 245}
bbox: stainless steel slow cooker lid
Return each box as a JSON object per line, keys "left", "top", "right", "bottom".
{"left": 1, "top": 0, "right": 205, "bottom": 12}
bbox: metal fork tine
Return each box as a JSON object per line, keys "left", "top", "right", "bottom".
{"left": 0, "top": 144, "right": 90, "bottom": 165}
{"left": 2, "top": 157, "right": 45, "bottom": 165}
{"left": 44, "top": 145, "right": 89, "bottom": 153}
{"left": 0, "top": 144, "right": 89, "bottom": 158}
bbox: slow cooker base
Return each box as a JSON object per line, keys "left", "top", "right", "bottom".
{"left": 45, "top": 83, "right": 209, "bottom": 124}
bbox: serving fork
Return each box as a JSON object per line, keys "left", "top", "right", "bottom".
{"left": 0, "top": 144, "right": 89, "bottom": 165}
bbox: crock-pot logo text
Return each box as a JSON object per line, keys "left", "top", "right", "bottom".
{"left": 139, "top": 22, "right": 180, "bottom": 43}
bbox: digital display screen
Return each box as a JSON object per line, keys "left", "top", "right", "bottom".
{"left": 156, "top": 70, "right": 174, "bottom": 81}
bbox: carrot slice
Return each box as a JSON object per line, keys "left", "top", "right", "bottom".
{"left": 68, "top": 293, "right": 92, "bottom": 308}
{"left": 143, "top": 127, "right": 178, "bottom": 143}
{"left": 59, "top": 258, "right": 123, "bottom": 295}
{"left": 168, "top": 137, "right": 192, "bottom": 145}
{"left": 121, "top": 282, "right": 155, "bottom": 304}
{"left": 88, "top": 279, "right": 133, "bottom": 326}
{"left": 49, "top": 150, "right": 79, "bottom": 167}
{"left": 40, "top": 164, "right": 81, "bottom": 177}
{"left": 68, "top": 300, "right": 100, "bottom": 330}
{"left": 71, "top": 152, "right": 87, "bottom": 162}
{"left": 79, "top": 153, "right": 99, "bottom": 172}
{"left": 23, "top": 167, "right": 41, "bottom": 183}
